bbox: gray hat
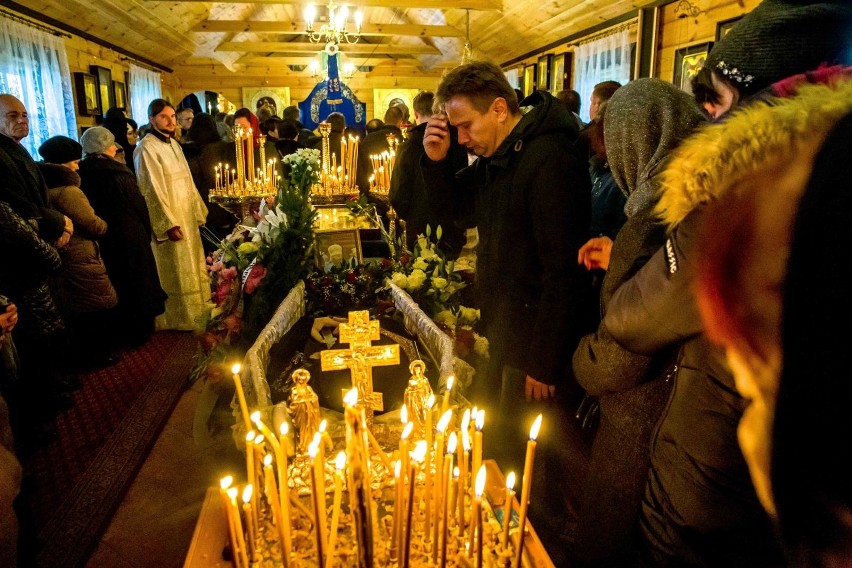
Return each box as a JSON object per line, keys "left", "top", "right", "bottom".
{"left": 80, "top": 126, "right": 116, "bottom": 156}
{"left": 705, "top": 0, "right": 852, "bottom": 96}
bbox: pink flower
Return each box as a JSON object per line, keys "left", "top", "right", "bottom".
{"left": 244, "top": 264, "right": 267, "bottom": 294}
{"left": 214, "top": 279, "right": 234, "bottom": 304}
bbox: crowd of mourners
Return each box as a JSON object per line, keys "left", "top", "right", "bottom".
{"left": 1, "top": 0, "right": 851, "bottom": 565}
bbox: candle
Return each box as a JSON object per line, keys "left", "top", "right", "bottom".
{"left": 424, "top": 394, "right": 435, "bottom": 544}
{"left": 459, "top": 432, "right": 468, "bottom": 532}
{"left": 391, "top": 460, "right": 403, "bottom": 563}
{"left": 219, "top": 476, "right": 243, "bottom": 568}
{"left": 514, "top": 414, "right": 542, "bottom": 568}
{"left": 312, "top": 431, "right": 328, "bottom": 514}
{"left": 452, "top": 466, "right": 460, "bottom": 538}
{"left": 231, "top": 364, "right": 252, "bottom": 433}
{"left": 403, "top": 441, "right": 427, "bottom": 568}
{"left": 308, "top": 439, "right": 327, "bottom": 568}
{"left": 400, "top": 421, "right": 413, "bottom": 487}
{"left": 227, "top": 487, "right": 249, "bottom": 568}
{"left": 242, "top": 485, "right": 257, "bottom": 562}
{"left": 325, "top": 452, "right": 346, "bottom": 568}
{"left": 502, "top": 471, "right": 516, "bottom": 550}
{"left": 441, "top": 376, "right": 455, "bottom": 416}
{"left": 473, "top": 465, "right": 486, "bottom": 568}
{"left": 472, "top": 409, "right": 484, "bottom": 501}
{"left": 343, "top": 388, "right": 374, "bottom": 568}
{"left": 251, "top": 434, "right": 265, "bottom": 535}
{"left": 245, "top": 430, "right": 256, "bottom": 494}
{"left": 262, "top": 454, "right": 290, "bottom": 567}
{"left": 251, "top": 410, "right": 292, "bottom": 563}
{"left": 248, "top": 128, "right": 255, "bottom": 183}
{"left": 440, "top": 432, "right": 457, "bottom": 567}
{"left": 433, "top": 409, "right": 453, "bottom": 561}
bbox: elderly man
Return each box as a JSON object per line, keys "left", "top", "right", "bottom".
{"left": 135, "top": 98, "right": 208, "bottom": 331}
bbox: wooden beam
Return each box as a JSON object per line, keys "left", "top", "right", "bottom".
{"left": 191, "top": 20, "right": 464, "bottom": 38}
{"left": 177, "top": 75, "right": 440, "bottom": 89}
{"left": 165, "top": 0, "right": 501, "bottom": 9}
{"left": 216, "top": 41, "right": 441, "bottom": 55}
{"left": 233, "top": 55, "right": 407, "bottom": 66}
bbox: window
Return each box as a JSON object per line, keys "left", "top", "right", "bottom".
{"left": 128, "top": 63, "right": 162, "bottom": 125}
{"left": 573, "top": 28, "right": 633, "bottom": 123}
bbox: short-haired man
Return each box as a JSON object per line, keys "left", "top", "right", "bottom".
{"left": 388, "top": 90, "right": 469, "bottom": 257}
{"left": 134, "top": 98, "right": 209, "bottom": 331}
{"left": 422, "top": 61, "right": 593, "bottom": 472}
{"left": 176, "top": 107, "right": 195, "bottom": 143}
{"left": 589, "top": 80, "right": 621, "bottom": 121}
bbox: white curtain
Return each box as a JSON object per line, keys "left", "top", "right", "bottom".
{"left": 504, "top": 68, "right": 519, "bottom": 90}
{"left": 129, "top": 63, "right": 161, "bottom": 125}
{"left": 0, "top": 16, "right": 77, "bottom": 158}
{"left": 573, "top": 29, "right": 632, "bottom": 123}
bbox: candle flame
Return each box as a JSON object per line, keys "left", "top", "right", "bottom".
{"left": 400, "top": 404, "right": 408, "bottom": 425}
{"left": 447, "top": 431, "right": 457, "bottom": 454}
{"left": 312, "top": 431, "right": 321, "bottom": 447}
{"left": 220, "top": 475, "right": 233, "bottom": 490}
{"left": 308, "top": 439, "right": 318, "bottom": 459}
{"left": 231, "top": 363, "right": 241, "bottom": 374}
{"left": 463, "top": 429, "right": 471, "bottom": 451}
{"left": 412, "top": 440, "right": 427, "bottom": 462}
{"left": 335, "top": 451, "right": 346, "bottom": 470}
{"left": 264, "top": 453, "right": 273, "bottom": 467}
{"left": 227, "top": 487, "right": 238, "bottom": 501}
{"left": 446, "top": 376, "right": 455, "bottom": 392}
{"left": 242, "top": 484, "right": 253, "bottom": 503}
{"left": 250, "top": 411, "right": 261, "bottom": 425}
{"left": 253, "top": 434, "right": 265, "bottom": 446}
{"left": 530, "top": 414, "right": 543, "bottom": 440}
{"left": 436, "top": 409, "right": 452, "bottom": 433}
{"left": 246, "top": 430, "right": 256, "bottom": 443}
{"left": 461, "top": 408, "right": 471, "bottom": 433}
{"left": 506, "top": 471, "right": 516, "bottom": 490}
{"left": 476, "top": 409, "right": 485, "bottom": 431}
{"left": 475, "top": 465, "right": 487, "bottom": 497}
{"left": 279, "top": 422, "right": 289, "bottom": 436}
{"left": 344, "top": 387, "right": 358, "bottom": 406}
{"left": 401, "top": 421, "right": 414, "bottom": 440}
{"left": 427, "top": 394, "right": 436, "bottom": 409}
{"left": 395, "top": 460, "right": 401, "bottom": 477}
{"left": 319, "top": 419, "right": 328, "bottom": 433}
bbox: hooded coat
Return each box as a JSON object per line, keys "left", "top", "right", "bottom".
{"left": 603, "top": 78, "right": 852, "bottom": 568}
{"left": 39, "top": 163, "right": 117, "bottom": 314}
{"left": 570, "top": 78, "right": 705, "bottom": 567}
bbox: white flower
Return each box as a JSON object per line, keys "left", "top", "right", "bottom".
{"left": 406, "top": 269, "right": 427, "bottom": 291}
{"left": 433, "top": 310, "right": 457, "bottom": 329}
{"left": 473, "top": 333, "right": 490, "bottom": 359}
{"left": 390, "top": 272, "right": 408, "bottom": 289}
{"left": 431, "top": 276, "right": 448, "bottom": 290}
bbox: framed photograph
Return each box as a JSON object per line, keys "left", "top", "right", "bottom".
{"left": 112, "top": 81, "right": 127, "bottom": 111}
{"left": 523, "top": 64, "right": 536, "bottom": 98}
{"left": 550, "top": 54, "right": 566, "bottom": 95}
{"left": 673, "top": 42, "right": 714, "bottom": 94}
{"left": 73, "top": 72, "right": 99, "bottom": 116}
{"left": 537, "top": 54, "right": 552, "bottom": 92}
{"left": 315, "top": 228, "right": 362, "bottom": 271}
{"left": 89, "top": 65, "right": 114, "bottom": 113}
{"left": 715, "top": 16, "right": 743, "bottom": 42}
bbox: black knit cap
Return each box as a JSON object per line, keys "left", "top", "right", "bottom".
{"left": 38, "top": 135, "right": 83, "bottom": 164}
{"left": 705, "top": 0, "right": 852, "bottom": 95}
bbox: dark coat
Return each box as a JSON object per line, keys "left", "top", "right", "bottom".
{"left": 0, "top": 134, "right": 66, "bottom": 242}
{"left": 77, "top": 156, "right": 166, "bottom": 335}
{"left": 421, "top": 90, "right": 593, "bottom": 386}
{"left": 182, "top": 140, "right": 238, "bottom": 241}
{"left": 388, "top": 121, "right": 470, "bottom": 258}
{"left": 589, "top": 155, "right": 627, "bottom": 239}
{"left": 40, "top": 163, "right": 118, "bottom": 314}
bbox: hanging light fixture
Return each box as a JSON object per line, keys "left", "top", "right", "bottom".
{"left": 304, "top": 0, "right": 363, "bottom": 49}
{"left": 307, "top": 57, "right": 357, "bottom": 80}
{"left": 460, "top": 9, "right": 473, "bottom": 65}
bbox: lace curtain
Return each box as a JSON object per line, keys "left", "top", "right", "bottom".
{"left": 573, "top": 29, "right": 632, "bottom": 123}
{"left": 129, "top": 63, "right": 161, "bottom": 124}
{"left": 0, "top": 16, "right": 77, "bottom": 158}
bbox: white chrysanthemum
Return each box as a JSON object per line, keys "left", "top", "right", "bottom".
{"left": 406, "top": 269, "right": 427, "bottom": 291}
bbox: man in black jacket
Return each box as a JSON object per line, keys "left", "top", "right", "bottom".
{"left": 389, "top": 90, "right": 469, "bottom": 258}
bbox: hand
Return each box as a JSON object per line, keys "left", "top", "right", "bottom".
{"left": 423, "top": 113, "right": 451, "bottom": 162}
{"left": 0, "top": 303, "right": 18, "bottom": 335}
{"left": 55, "top": 231, "right": 71, "bottom": 248}
{"left": 310, "top": 316, "right": 346, "bottom": 343}
{"left": 167, "top": 226, "right": 184, "bottom": 241}
{"left": 525, "top": 375, "right": 556, "bottom": 401}
{"left": 63, "top": 215, "right": 74, "bottom": 236}
{"left": 578, "top": 236, "right": 613, "bottom": 271}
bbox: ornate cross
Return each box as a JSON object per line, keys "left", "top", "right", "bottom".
{"left": 321, "top": 310, "right": 400, "bottom": 429}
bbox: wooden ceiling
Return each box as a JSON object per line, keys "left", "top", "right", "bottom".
{"left": 10, "top": 0, "right": 655, "bottom": 83}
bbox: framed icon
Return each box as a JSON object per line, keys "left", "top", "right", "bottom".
{"left": 523, "top": 64, "right": 537, "bottom": 98}
{"left": 315, "top": 228, "right": 362, "bottom": 272}
{"left": 673, "top": 42, "right": 714, "bottom": 94}
{"left": 537, "top": 54, "right": 552, "bottom": 92}
{"left": 550, "top": 54, "right": 566, "bottom": 95}
{"left": 112, "top": 81, "right": 127, "bottom": 111}
{"left": 73, "top": 72, "right": 99, "bottom": 116}
{"left": 89, "top": 65, "right": 114, "bottom": 113}
{"left": 715, "top": 16, "right": 743, "bottom": 42}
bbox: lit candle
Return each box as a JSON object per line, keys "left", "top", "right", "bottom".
{"left": 403, "top": 441, "right": 427, "bottom": 568}
{"left": 325, "top": 452, "right": 346, "bottom": 568}
{"left": 244, "top": 430, "right": 256, "bottom": 495}
{"left": 312, "top": 431, "right": 327, "bottom": 514}
{"left": 459, "top": 431, "right": 468, "bottom": 532}
{"left": 473, "top": 465, "right": 486, "bottom": 568}
{"left": 391, "top": 460, "right": 403, "bottom": 563}
{"left": 424, "top": 393, "right": 435, "bottom": 544}
{"left": 251, "top": 410, "right": 292, "bottom": 561}
{"left": 248, "top": 128, "right": 255, "bottom": 183}
{"left": 514, "top": 414, "right": 542, "bottom": 568}
{"left": 440, "top": 432, "right": 457, "bottom": 567}
{"left": 343, "top": 388, "right": 374, "bottom": 568}
{"left": 472, "top": 409, "right": 484, "bottom": 500}
{"left": 308, "top": 438, "right": 327, "bottom": 568}
{"left": 452, "top": 466, "right": 460, "bottom": 538}
{"left": 262, "top": 454, "right": 290, "bottom": 567}
{"left": 219, "top": 476, "right": 243, "bottom": 568}
{"left": 432, "top": 409, "right": 452, "bottom": 562}
{"left": 242, "top": 485, "right": 257, "bottom": 562}
{"left": 400, "top": 421, "right": 413, "bottom": 488}
{"left": 502, "top": 471, "right": 516, "bottom": 550}
{"left": 227, "top": 487, "right": 249, "bottom": 568}
{"left": 231, "top": 364, "right": 252, "bottom": 433}
{"left": 440, "top": 376, "right": 455, "bottom": 416}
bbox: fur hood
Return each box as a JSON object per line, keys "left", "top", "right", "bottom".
{"left": 37, "top": 161, "right": 81, "bottom": 189}
{"left": 656, "top": 77, "right": 852, "bottom": 229}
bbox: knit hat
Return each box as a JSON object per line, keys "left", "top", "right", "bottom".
{"left": 705, "top": 0, "right": 852, "bottom": 95}
{"left": 80, "top": 126, "right": 116, "bottom": 156}
{"left": 38, "top": 135, "right": 82, "bottom": 163}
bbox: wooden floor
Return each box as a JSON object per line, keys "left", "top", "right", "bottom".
{"left": 86, "top": 379, "right": 242, "bottom": 567}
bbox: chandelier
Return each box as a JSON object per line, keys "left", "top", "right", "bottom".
{"left": 309, "top": 58, "right": 356, "bottom": 80}
{"left": 304, "top": 0, "right": 363, "bottom": 47}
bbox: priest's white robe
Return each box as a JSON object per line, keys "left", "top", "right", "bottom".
{"left": 135, "top": 133, "right": 209, "bottom": 331}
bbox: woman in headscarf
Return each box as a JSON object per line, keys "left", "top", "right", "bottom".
{"left": 102, "top": 107, "right": 136, "bottom": 173}
{"left": 570, "top": 78, "right": 705, "bottom": 567}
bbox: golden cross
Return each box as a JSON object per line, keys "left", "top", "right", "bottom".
{"left": 321, "top": 310, "right": 400, "bottom": 429}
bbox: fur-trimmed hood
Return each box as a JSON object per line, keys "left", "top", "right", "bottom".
{"left": 656, "top": 77, "right": 852, "bottom": 229}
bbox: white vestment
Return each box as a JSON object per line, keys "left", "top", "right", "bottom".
{"left": 135, "top": 133, "right": 209, "bottom": 331}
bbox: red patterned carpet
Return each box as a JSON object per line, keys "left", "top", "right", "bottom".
{"left": 19, "top": 330, "right": 201, "bottom": 568}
